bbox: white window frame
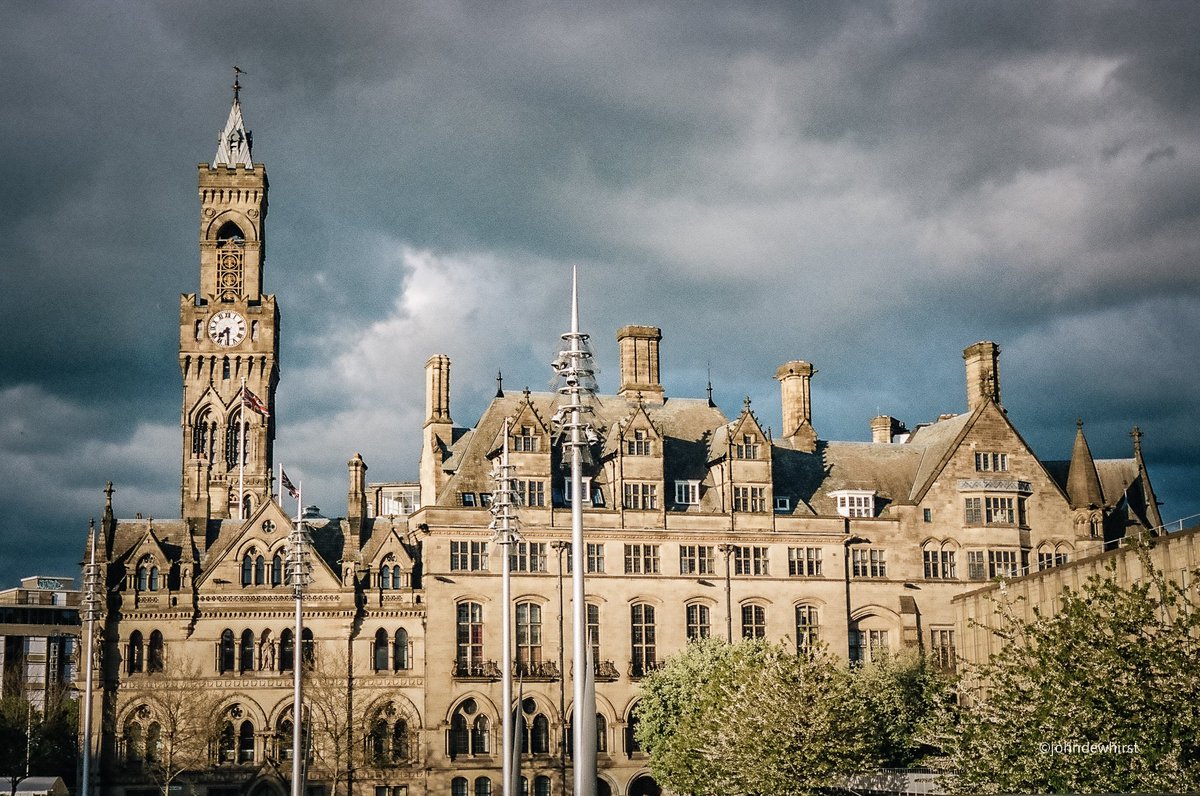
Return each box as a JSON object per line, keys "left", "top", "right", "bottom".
{"left": 674, "top": 480, "right": 700, "bottom": 506}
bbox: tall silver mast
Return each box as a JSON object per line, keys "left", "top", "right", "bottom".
{"left": 491, "top": 418, "right": 523, "bottom": 796}
{"left": 81, "top": 522, "right": 102, "bottom": 796}
{"left": 553, "top": 267, "right": 598, "bottom": 796}
{"left": 286, "top": 492, "right": 313, "bottom": 796}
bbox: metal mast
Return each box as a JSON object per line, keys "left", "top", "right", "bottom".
{"left": 553, "top": 267, "right": 598, "bottom": 796}
{"left": 491, "top": 418, "right": 523, "bottom": 796}
{"left": 81, "top": 522, "right": 102, "bottom": 796}
{"left": 286, "top": 493, "right": 313, "bottom": 796}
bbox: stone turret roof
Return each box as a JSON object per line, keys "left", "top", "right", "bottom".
{"left": 1066, "top": 421, "right": 1105, "bottom": 508}
{"left": 213, "top": 93, "right": 253, "bottom": 167}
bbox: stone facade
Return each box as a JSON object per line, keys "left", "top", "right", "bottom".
{"left": 82, "top": 93, "right": 1167, "bottom": 796}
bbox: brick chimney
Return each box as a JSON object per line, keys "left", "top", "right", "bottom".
{"left": 963, "top": 341, "right": 1001, "bottom": 411}
{"left": 775, "top": 360, "right": 817, "bottom": 452}
{"left": 617, "top": 325, "right": 664, "bottom": 404}
{"left": 871, "top": 415, "right": 906, "bottom": 443}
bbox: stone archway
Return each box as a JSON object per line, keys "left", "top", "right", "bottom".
{"left": 628, "top": 774, "right": 660, "bottom": 796}
{"left": 248, "top": 779, "right": 285, "bottom": 796}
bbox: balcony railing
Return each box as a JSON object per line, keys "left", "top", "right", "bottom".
{"left": 453, "top": 659, "right": 501, "bottom": 680}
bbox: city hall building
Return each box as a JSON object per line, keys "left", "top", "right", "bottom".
{"left": 81, "top": 89, "right": 1165, "bottom": 796}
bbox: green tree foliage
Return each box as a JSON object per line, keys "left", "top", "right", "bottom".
{"left": 635, "top": 638, "right": 879, "bottom": 796}
{"left": 0, "top": 686, "right": 78, "bottom": 794}
{"left": 847, "top": 651, "right": 948, "bottom": 769}
{"left": 943, "top": 557, "right": 1200, "bottom": 794}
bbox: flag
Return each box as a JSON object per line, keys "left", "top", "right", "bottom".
{"left": 281, "top": 469, "right": 300, "bottom": 500}
{"left": 242, "top": 385, "right": 270, "bottom": 417}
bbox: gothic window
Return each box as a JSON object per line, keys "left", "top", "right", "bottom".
{"left": 193, "top": 408, "right": 216, "bottom": 459}
{"left": 477, "top": 779, "right": 493, "bottom": 796}
{"left": 128, "top": 631, "right": 144, "bottom": 675}
{"left": 149, "top": 566, "right": 159, "bottom": 591}
{"left": 218, "top": 721, "right": 236, "bottom": 763}
{"left": 374, "top": 629, "right": 389, "bottom": 672}
{"left": 625, "top": 702, "right": 644, "bottom": 756}
{"left": 302, "top": 628, "right": 315, "bottom": 669}
{"left": 271, "top": 553, "right": 283, "bottom": 585}
{"left": 239, "top": 629, "right": 255, "bottom": 672}
{"left": 471, "top": 715, "right": 490, "bottom": 755}
{"left": 531, "top": 713, "right": 550, "bottom": 755}
{"left": 534, "top": 777, "right": 551, "bottom": 796}
{"left": 254, "top": 555, "right": 265, "bottom": 585}
{"left": 124, "top": 719, "right": 143, "bottom": 765}
{"left": 280, "top": 629, "right": 294, "bottom": 671}
{"left": 146, "top": 722, "right": 162, "bottom": 764}
{"left": 452, "top": 779, "right": 468, "bottom": 796}
{"left": 277, "top": 717, "right": 294, "bottom": 761}
{"left": 219, "top": 629, "right": 235, "bottom": 674}
{"left": 148, "top": 630, "right": 164, "bottom": 673}
{"left": 225, "top": 410, "right": 247, "bottom": 470}
{"left": 238, "top": 719, "right": 255, "bottom": 763}
{"left": 393, "top": 628, "right": 409, "bottom": 671}
{"left": 379, "top": 564, "right": 392, "bottom": 589}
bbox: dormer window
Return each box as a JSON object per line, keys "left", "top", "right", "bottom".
{"left": 733, "top": 434, "right": 760, "bottom": 460}
{"left": 831, "top": 490, "right": 875, "bottom": 518}
{"left": 626, "top": 429, "right": 652, "bottom": 456}
{"left": 563, "top": 477, "right": 593, "bottom": 506}
{"left": 512, "top": 425, "right": 539, "bottom": 452}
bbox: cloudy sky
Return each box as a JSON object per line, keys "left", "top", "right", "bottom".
{"left": 2, "top": 1, "right": 1198, "bottom": 586}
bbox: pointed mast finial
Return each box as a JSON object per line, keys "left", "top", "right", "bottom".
{"left": 571, "top": 265, "right": 579, "bottom": 337}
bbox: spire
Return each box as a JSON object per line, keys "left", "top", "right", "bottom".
{"left": 1066, "top": 419, "right": 1105, "bottom": 509}
{"left": 213, "top": 67, "right": 253, "bottom": 168}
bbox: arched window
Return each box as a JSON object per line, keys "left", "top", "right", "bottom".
{"left": 241, "top": 553, "right": 254, "bottom": 587}
{"left": 146, "top": 722, "right": 162, "bottom": 763}
{"left": 301, "top": 628, "right": 315, "bottom": 669}
{"left": 451, "top": 779, "right": 468, "bottom": 796}
{"left": 685, "top": 603, "right": 710, "bottom": 640}
{"left": 472, "top": 715, "right": 490, "bottom": 755}
{"left": 626, "top": 701, "right": 644, "bottom": 756}
{"left": 148, "top": 630, "right": 164, "bottom": 673}
{"left": 394, "top": 628, "right": 409, "bottom": 671}
{"left": 225, "top": 409, "right": 247, "bottom": 469}
{"left": 128, "top": 631, "right": 144, "bottom": 675}
{"left": 192, "top": 408, "right": 216, "bottom": 459}
{"left": 475, "top": 778, "right": 493, "bottom": 796}
{"left": 631, "top": 603, "right": 656, "bottom": 676}
{"left": 596, "top": 714, "right": 608, "bottom": 752}
{"left": 219, "top": 629, "right": 235, "bottom": 674}
{"left": 280, "top": 629, "right": 294, "bottom": 672}
{"left": 240, "top": 629, "right": 255, "bottom": 673}
{"left": 238, "top": 720, "right": 255, "bottom": 763}
{"left": 379, "top": 564, "right": 392, "bottom": 590}
{"left": 124, "top": 720, "right": 143, "bottom": 765}
{"left": 278, "top": 717, "right": 293, "bottom": 761}
{"left": 219, "top": 721, "right": 235, "bottom": 763}
{"left": 741, "top": 603, "right": 766, "bottom": 639}
{"left": 149, "top": 566, "right": 159, "bottom": 591}
{"left": 450, "top": 711, "right": 469, "bottom": 758}
{"left": 254, "top": 555, "right": 265, "bottom": 585}
{"left": 795, "top": 605, "right": 819, "bottom": 654}
{"left": 392, "top": 566, "right": 405, "bottom": 589}
{"left": 373, "top": 629, "right": 389, "bottom": 672}
{"left": 531, "top": 713, "right": 550, "bottom": 755}
{"left": 271, "top": 553, "right": 283, "bottom": 585}
{"left": 393, "top": 718, "right": 409, "bottom": 761}
{"left": 137, "top": 564, "right": 149, "bottom": 592}
{"left": 534, "top": 776, "right": 551, "bottom": 796}
{"left": 456, "top": 602, "right": 484, "bottom": 676}
{"left": 371, "top": 718, "right": 388, "bottom": 763}
{"left": 516, "top": 602, "right": 542, "bottom": 674}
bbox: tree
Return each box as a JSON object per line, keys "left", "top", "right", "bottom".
{"left": 942, "top": 555, "right": 1200, "bottom": 793}
{"left": 122, "top": 663, "right": 224, "bottom": 796}
{"left": 0, "top": 685, "right": 79, "bottom": 795}
{"left": 847, "top": 650, "right": 949, "bottom": 769}
{"left": 305, "top": 646, "right": 354, "bottom": 796}
{"left": 635, "top": 638, "right": 877, "bottom": 795}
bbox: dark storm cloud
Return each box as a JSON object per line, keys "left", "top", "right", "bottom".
{"left": 1, "top": 1, "right": 1198, "bottom": 586}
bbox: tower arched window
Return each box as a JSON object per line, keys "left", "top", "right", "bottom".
{"left": 136, "top": 563, "right": 149, "bottom": 592}
{"left": 225, "top": 409, "right": 247, "bottom": 469}
{"left": 127, "top": 631, "right": 144, "bottom": 675}
{"left": 219, "top": 629, "right": 235, "bottom": 674}
{"left": 373, "top": 629, "right": 389, "bottom": 672}
{"left": 271, "top": 553, "right": 283, "bottom": 585}
{"left": 254, "top": 555, "right": 265, "bottom": 585}
{"left": 148, "top": 630, "right": 164, "bottom": 673}
{"left": 379, "top": 564, "right": 391, "bottom": 590}
{"left": 193, "top": 408, "right": 216, "bottom": 459}
{"left": 394, "top": 628, "right": 409, "bottom": 671}
{"left": 239, "top": 629, "right": 255, "bottom": 672}
{"left": 148, "top": 566, "right": 159, "bottom": 591}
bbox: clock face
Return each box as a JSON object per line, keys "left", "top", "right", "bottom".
{"left": 208, "top": 310, "right": 247, "bottom": 347}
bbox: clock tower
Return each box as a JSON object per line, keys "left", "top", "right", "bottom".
{"left": 179, "top": 77, "right": 279, "bottom": 522}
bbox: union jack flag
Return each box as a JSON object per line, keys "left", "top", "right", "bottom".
{"left": 242, "top": 386, "right": 270, "bottom": 418}
{"left": 281, "top": 469, "right": 299, "bottom": 500}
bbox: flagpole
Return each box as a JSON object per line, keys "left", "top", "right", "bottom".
{"left": 288, "top": 479, "right": 309, "bottom": 796}
{"left": 491, "top": 419, "right": 521, "bottom": 796}
{"left": 238, "top": 377, "right": 247, "bottom": 519}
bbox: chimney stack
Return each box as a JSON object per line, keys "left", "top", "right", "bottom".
{"left": 425, "top": 354, "right": 452, "bottom": 425}
{"left": 617, "top": 325, "right": 664, "bottom": 404}
{"left": 347, "top": 453, "right": 368, "bottom": 531}
{"left": 871, "top": 415, "right": 900, "bottom": 443}
{"left": 963, "top": 341, "right": 1001, "bottom": 411}
{"left": 775, "top": 360, "right": 817, "bottom": 452}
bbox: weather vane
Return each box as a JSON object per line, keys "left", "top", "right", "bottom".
{"left": 233, "top": 65, "right": 247, "bottom": 101}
